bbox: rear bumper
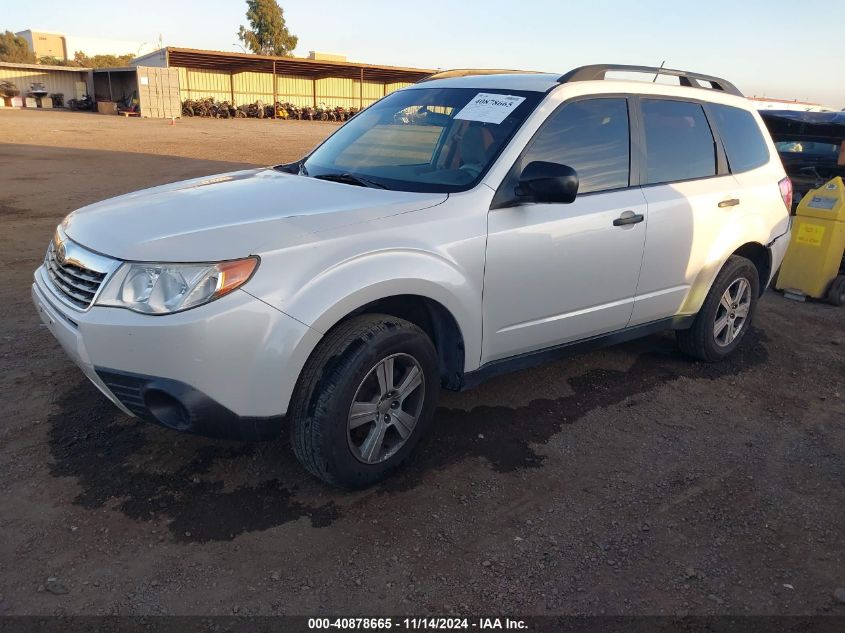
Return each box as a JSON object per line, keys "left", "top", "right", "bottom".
{"left": 768, "top": 223, "right": 792, "bottom": 286}
{"left": 32, "top": 266, "right": 321, "bottom": 438}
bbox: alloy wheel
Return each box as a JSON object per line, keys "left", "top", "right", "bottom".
{"left": 347, "top": 353, "right": 426, "bottom": 464}
{"left": 714, "top": 277, "right": 751, "bottom": 347}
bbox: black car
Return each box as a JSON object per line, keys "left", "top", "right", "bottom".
{"left": 760, "top": 110, "right": 845, "bottom": 212}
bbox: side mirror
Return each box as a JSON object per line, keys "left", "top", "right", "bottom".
{"left": 517, "top": 161, "right": 579, "bottom": 204}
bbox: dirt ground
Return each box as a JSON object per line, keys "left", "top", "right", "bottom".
{"left": 0, "top": 109, "right": 843, "bottom": 617}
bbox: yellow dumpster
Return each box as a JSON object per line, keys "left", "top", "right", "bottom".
{"left": 776, "top": 176, "right": 845, "bottom": 305}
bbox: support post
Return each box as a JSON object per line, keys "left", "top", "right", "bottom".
{"left": 107, "top": 71, "right": 113, "bottom": 102}
{"left": 230, "top": 71, "right": 234, "bottom": 105}
{"left": 359, "top": 67, "right": 364, "bottom": 110}
{"left": 312, "top": 78, "right": 316, "bottom": 108}
{"left": 272, "top": 60, "right": 277, "bottom": 119}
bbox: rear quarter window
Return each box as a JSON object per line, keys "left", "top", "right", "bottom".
{"left": 709, "top": 104, "right": 770, "bottom": 173}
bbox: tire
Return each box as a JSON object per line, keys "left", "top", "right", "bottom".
{"left": 289, "top": 314, "right": 440, "bottom": 488}
{"left": 677, "top": 255, "right": 760, "bottom": 362}
{"left": 827, "top": 275, "right": 845, "bottom": 306}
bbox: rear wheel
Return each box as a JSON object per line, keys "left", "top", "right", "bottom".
{"left": 289, "top": 314, "right": 439, "bottom": 488}
{"left": 677, "top": 255, "right": 759, "bottom": 362}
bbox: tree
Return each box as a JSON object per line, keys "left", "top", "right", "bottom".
{"left": 0, "top": 31, "right": 36, "bottom": 63}
{"left": 38, "top": 55, "right": 76, "bottom": 67}
{"left": 238, "top": 0, "right": 298, "bottom": 56}
{"left": 72, "top": 51, "right": 136, "bottom": 68}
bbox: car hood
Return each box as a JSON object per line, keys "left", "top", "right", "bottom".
{"left": 62, "top": 168, "right": 447, "bottom": 261}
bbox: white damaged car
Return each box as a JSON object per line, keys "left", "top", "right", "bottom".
{"left": 33, "top": 65, "right": 791, "bottom": 487}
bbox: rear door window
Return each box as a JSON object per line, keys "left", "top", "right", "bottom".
{"left": 709, "top": 104, "right": 770, "bottom": 172}
{"left": 641, "top": 99, "right": 716, "bottom": 184}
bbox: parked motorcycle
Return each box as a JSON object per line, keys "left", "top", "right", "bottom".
{"left": 285, "top": 103, "right": 301, "bottom": 119}
{"left": 69, "top": 94, "right": 94, "bottom": 111}
{"left": 314, "top": 102, "right": 329, "bottom": 121}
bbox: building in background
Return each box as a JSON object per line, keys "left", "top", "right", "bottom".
{"left": 65, "top": 35, "right": 154, "bottom": 58}
{"left": 15, "top": 30, "right": 68, "bottom": 61}
{"left": 0, "top": 61, "right": 91, "bottom": 103}
{"left": 308, "top": 52, "right": 347, "bottom": 63}
{"left": 0, "top": 45, "right": 431, "bottom": 117}
{"left": 14, "top": 28, "right": 153, "bottom": 61}
{"left": 129, "top": 47, "right": 432, "bottom": 110}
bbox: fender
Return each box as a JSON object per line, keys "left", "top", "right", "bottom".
{"left": 679, "top": 212, "right": 777, "bottom": 315}
{"left": 285, "top": 248, "right": 481, "bottom": 368}
{"left": 242, "top": 247, "right": 482, "bottom": 418}
{"left": 239, "top": 191, "right": 490, "bottom": 415}
{"left": 247, "top": 243, "right": 484, "bottom": 361}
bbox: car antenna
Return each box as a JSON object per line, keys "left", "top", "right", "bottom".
{"left": 652, "top": 60, "right": 666, "bottom": 82}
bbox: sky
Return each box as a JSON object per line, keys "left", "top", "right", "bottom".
{"left": 5, "top": 0, "right": 844, "bottom": 108}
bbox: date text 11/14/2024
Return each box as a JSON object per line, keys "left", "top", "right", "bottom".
{"left": 307, "top": 617, "right": 528, "bottom": 630}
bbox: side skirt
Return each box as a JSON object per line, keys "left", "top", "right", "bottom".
{"left": 459, "top": 315, "right": 696, "bottom": 391}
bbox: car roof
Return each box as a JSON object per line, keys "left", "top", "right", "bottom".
{"left": 405, "top": 72, "right": 562, "bottom": 92}
{"left": 403, "top": 66, "right": 748, "bottom": 105}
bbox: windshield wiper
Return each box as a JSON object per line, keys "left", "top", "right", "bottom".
{"left": 274, "top": 160, "right": 303, "bottom": 174}
{"left": 312, "top": 172, "right": 388, "bottom": 189}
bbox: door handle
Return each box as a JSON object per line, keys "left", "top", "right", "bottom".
{"left": 613, "top": 212, "right": 645, "bottom": 226}
{"left": 718, "top": 198, "right": 740, "bottom": 208}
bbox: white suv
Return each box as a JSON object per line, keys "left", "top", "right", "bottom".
{"left": 33, "top": 64, "right": 792, "bottom": 487}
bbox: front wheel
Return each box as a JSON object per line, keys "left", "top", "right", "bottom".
{"left": 289, "top": 315, "right": 440, "bottom": 488}
{"left": 677, "top": 255, "right": 760, "bottom": 362}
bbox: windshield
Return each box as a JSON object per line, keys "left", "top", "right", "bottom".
{"left": 301, "top": 87, "right": 543, "bottom": 193}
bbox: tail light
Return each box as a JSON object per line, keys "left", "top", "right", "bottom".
{"left": 778, "top": 177, "right": 793, "bottom": 213}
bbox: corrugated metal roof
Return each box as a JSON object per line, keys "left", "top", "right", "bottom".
{"left": 136, "top": 47, "right": 434, "bottom": 84}
{"left": 91, "top": 67, "right": 137, "bottom": 73}
{"left": 0, "top": 61, "right": 91, "bottom": 73}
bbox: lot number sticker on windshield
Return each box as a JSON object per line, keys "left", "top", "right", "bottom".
{"left": 454, "top": 93, "right": 526, "bottom": 124}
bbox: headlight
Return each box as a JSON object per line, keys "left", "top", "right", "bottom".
{"left": 97, "top": 257, "right": 258, "bottom": 315}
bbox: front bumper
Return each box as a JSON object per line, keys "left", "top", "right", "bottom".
{"left": 93, "top": 367, "right": 283, "bottom": 440}
{"left": 32, "top": 267, "right": 321, "bottom": 439}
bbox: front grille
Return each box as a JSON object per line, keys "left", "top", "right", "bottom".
{"left": 45, "top": 241, "right": 107, "bottom": 309}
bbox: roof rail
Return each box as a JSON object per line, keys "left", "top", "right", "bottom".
{"left": 558, "top": 64, "right": 743, "bottom": 97}
{"left": 419, "top": 68, "right": 540, "bottom": 83}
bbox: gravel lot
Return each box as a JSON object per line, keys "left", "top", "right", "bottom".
{"left": 0, "top": 109, "right": 843, "bottom": 617}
